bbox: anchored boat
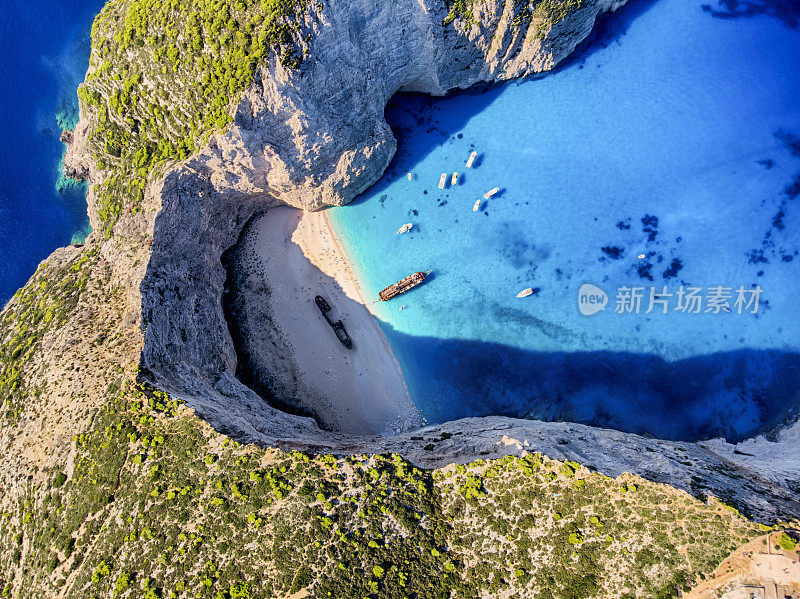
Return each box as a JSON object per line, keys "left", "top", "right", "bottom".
{"left": 473, "top": 199, "right": 482, "bottom": 212}
{"left": 451, "top": 172, "right": 458, "bottom": 186}
{"left": 397, "top": 223, "right": 413, "bottom": 234}
{"left": 466, "top": 151, "right": 477, "bottom": 168}
{"left": 516, "top": 288, "right": 534, "bottom": 298}
{"left": 483, "top": 186, "right": 500, "bottom": 199}
{"left": 378, "top": 271, "right": 428, "bottom": 301}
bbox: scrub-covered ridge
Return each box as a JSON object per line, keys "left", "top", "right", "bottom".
{"left": 445, "top": 0, "right": 584, "bottom": 37}
{"left": 72, "top": 0, "right": 314, "bottom": 234}
{"left": 0, "top": 378, "right": 773, "bottom": 598}
{"left": 3, "top": 0, "right": 800, "bottom": 596}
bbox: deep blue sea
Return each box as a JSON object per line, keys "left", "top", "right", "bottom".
{"left": 0, "top": 0, "right": 105, "bottom": 305}
{"left": 330, "top": 0, "right": 800, "bottom": 441}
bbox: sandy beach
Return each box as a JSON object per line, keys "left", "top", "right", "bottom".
{"left": 227, "top": 206, "right": 420, "bottom": 436}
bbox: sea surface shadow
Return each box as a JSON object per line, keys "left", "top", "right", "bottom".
{"left": 221, "top": 211, "right": 800, "bottom": 443}
{"left": 344, "top": 87, "right": 505, "bottom": 207}
{"left": 327, "top": 0, "right": 800, "bottom": 443}
{"left": 551, "top": 0, "right": 660, "bottom": 74}
{"left": 381, "top": 325, "right": 800, "bottom": 443}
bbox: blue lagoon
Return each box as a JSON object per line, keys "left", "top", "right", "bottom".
{"left": 330, "top": 0, "right": 800, "bottom": 441}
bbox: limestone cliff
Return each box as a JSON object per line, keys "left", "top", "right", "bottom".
{"left": 33, "top": 0, "right": 800, "bottom": 528}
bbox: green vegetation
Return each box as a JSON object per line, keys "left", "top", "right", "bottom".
{"left": 779, "top": 531, "right": 797, "bottom": 552}
{"left": 445, "top": 0, "right": 585, "bottom": 40}
{"left": 78, "top": 0, "right": 315, "bottom": 235}
{"left": 529, "top": 0, "right": 584, "bottom": 37}
{"left": 0, "top": 250, "right": 96, "bottom": 423}
{"left": 444, "top": 0, "right": 475, "bottom": 25}
{"left": 0, "top": 372, "right": 771, "bottom": 598}
{"left": 0, "top": 1, "right": 793, "bottom": 597}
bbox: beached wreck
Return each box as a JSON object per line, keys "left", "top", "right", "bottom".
{"left": 379, "top": 271, "right": 427, "bottom": 301}
{"left": 315, "top": 294, "right": 353, "bottom": 348}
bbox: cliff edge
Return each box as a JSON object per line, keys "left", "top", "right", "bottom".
{"left": 22, "top": 0, "right": 800, "bottom": 530}
{"left": 2, "top": 0, "right": 800, "bottom": 596}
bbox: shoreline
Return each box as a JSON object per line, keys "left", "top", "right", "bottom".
{"left": 293, "top": 208, "right": 421, "bottom": 432}
{"left": 292, "top": 208, "right": 371, "bottom": 306}
{"left": 229, "top": 206, "right": 421, "bottom": 437}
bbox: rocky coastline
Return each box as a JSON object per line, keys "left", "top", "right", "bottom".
{"left": 51, "top": 0, "right": 800, "bottom": 523}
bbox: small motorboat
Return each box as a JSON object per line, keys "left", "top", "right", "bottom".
{"left": 483, "top": 186, "right": 500, "bottom": 199}
{"left": 472, "top": 199, "right": 482, "bottom": 212}
{"left": 438, "top": 173, "right": 447, "bottom": 189}
{"left": 466, "top": 151, "right": 477, "bottom": 168}
{"left": 516, "top": 288, "right": 534, "bottom": 298}
{"left": 451, "top": 172, "right": 458, "bottom": 186}
{"left": 397, "top": 223, "right": 413, "bottom": 234}
{"left": 407, "top": 172, "right": 413, "bottom": 181}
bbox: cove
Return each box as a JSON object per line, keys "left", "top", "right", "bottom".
{"left": 329, "top": 0, "right": 800, "bottom": 442}
{"left": 0, "top": 0, "right": 106, "bottom": 305}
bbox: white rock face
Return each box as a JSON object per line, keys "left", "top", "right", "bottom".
{"left": 62, "top": 0, "right": 800, "bottom": 522}
{"left": 129, "top": 0, "right": 631, "bottom": 420}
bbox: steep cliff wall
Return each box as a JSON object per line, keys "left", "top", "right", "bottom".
{"left": 48, "top": 0, "right": 800, "bottom": 524}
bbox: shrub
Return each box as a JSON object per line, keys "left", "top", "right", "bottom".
{"left": 568, "top": 532, "right": 584, "bottom": 545}
{"left": 779, "top": 532, "right": 797, "bottom": 552}
{"left": 115, "top": 571, "right": 133, "bottom": 592}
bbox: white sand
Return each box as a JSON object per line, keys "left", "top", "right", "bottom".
{"left": 233, "top": 206, "right": 420, "bottom": 436}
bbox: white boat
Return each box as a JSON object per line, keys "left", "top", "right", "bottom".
{"left": 472, "top": 199, "right": 482, "bottom": 212}
{"left": 451, "top": 172, "right": 458, "bottom": 186}
{"left": 516, "top": 288, "right": 534, "bottom": 298}
{"left": 397, "top": 223, "right": 413, "bottom": 234}
{"left": 466, "top": 151, "right": 477, "bottom": 168}
{"left": 483, "top": 186, "right": 499, "bottom": 199}
{"left": 438, "top": 173, "right": 447, "bottom": 189}
{"left": 407, "top": 172, "right": 412, "bottom": 181}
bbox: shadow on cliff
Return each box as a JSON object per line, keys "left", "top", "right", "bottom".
{"left": 379, "top": 325, "right": 800, "bottom": 443}
{"left": 220, "top": 211, "right": 319, "bottom": 423}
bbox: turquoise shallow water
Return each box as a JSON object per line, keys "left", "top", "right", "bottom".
{"left": 0, "top": 1, "right": 105, "bottom": 304}
{"left": 330, "top": 0, "right": 800, "bottom": 441}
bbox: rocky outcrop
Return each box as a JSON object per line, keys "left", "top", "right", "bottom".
{"left": 60, "top": 0, "right": 800, "bottom": 523}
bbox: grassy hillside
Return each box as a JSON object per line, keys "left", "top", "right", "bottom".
{"left": 0, "top": 1, "right": 794, "bottom": 597}
{"left": 77, "top": 0, "right": 314, "bottom": 236}
{"left": 0, "top": 369, "right": 771, "bottom": 598}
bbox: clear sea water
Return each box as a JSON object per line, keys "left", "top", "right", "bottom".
{"left": 0, "top": 0, "right": 105, "bottom": 305}
{"left": 330, "top": 0, "right": 800, "bottom": 441}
